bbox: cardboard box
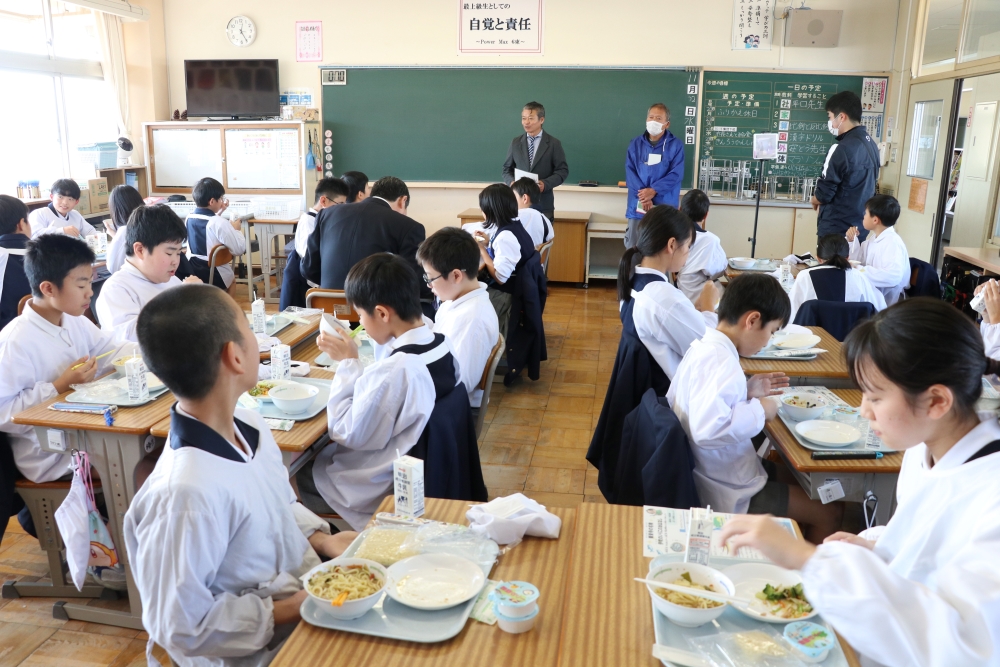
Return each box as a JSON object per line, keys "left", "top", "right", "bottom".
{"left": 87, "top": 178, "right": 109, "bottom": 214}
{"left": 75, "top": 185, "right": 92, "bottom": 215}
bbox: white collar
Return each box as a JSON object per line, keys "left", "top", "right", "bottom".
{"left": 527, "top": 130, "right": 543, "bottom": 140}
{"left": 386, "top": 324, "right": 433, "bottom": 353}
{"left": 23, "top": 300, "right": 74, "bottom": 344}
{"left": 870, "top": 227, "right": 897, "bottom": 244}
{"left": 920, "top": 417, "right": 1000, "bottom": 473}
{"left": 175, "top": 403, "right": 253, "bottom": 462}
{"left": 122, "top": 259, "right": 160, "bottom": 285}
{"left": 702, "top": 327, "right": 740, "bottom": 359}
{"left": 447, "top": 282, "right": 489, "bottom": 309}
{"left": 635, "top": 266, "right": 670, "bottom": 281}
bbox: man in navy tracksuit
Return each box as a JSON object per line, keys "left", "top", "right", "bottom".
{"left": 812, "top": 91, "right": 880, "bottom": 242}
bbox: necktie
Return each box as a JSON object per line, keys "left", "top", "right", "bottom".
{"left": 527, "top": 134, "right": 537, "bottom": 166}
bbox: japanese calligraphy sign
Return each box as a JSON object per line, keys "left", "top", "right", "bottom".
{"left": 732, "top": 0, "right": 774, "bottom": 51}
{"left": 459, "top": 0, "right": 543, "bottom": 54}
{"left": 295, "top": 21, "right": 322, "bottom": 62}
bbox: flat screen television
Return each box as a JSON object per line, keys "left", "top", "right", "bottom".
{"left": 184, "top": 59, "right": 280, "bottom": 118}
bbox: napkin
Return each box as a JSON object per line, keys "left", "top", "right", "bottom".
{"left": 255, "top": 333, "right": 281, "bottom": 352}
{"left": 466, "top": 493, "right": 561, "bottom": 545}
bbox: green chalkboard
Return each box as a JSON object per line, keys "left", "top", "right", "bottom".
{"left": 321, "top": 68, "right": 699, "bottom": 187}
{"left": 698, "top": 71, "right": 888, "bottom": 180}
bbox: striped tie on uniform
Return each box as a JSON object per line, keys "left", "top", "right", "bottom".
{"left": 528, "top": 134, "right": 537, "bottom": 167}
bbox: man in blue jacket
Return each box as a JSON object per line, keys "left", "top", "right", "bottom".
{"left": 624, "top": 103, "right": 685, "bottom": 246}
{"left": 811, "top": 91, "right": 880, "bottom": 241}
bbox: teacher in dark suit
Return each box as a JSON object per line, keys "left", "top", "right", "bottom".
{"left": 502, "top": 101, "right": 569, "bottom": 221}
{"left": 301, "top": 175, "right": 432, "bottom": 305}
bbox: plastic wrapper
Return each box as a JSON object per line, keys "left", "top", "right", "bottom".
{"left": 69, "top": 377, "right": 130, "bottom": 402}
{"left": 352, "top": 516, "right": 504, "bottom": 569}
{"left": 687, "top": 627, "right": 809, "bottom": 667}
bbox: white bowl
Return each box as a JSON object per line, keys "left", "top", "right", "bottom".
{"left": 721, "top": 563, "right": 818, "bottom": 624}
{"left": 780, "top": 393, "right": 827, "bottom": 421}
{"left": 268, "top": 382, "right": 319, "bottom": 414}
{"left": 111, "top": 356, "right": 143, "bottom": 378}
{"left": 731, "top": 257, "right": 756, "bottom": 270}
{"left": 795, "top": 420, "right": 862, "bottom": 448}
{"left": 302, "top": 557, "right": 387, "bottom": 620}
{"left": 772, "top": 334, "right": 822, "bottom": 350}
{"left": 386, "top": 553, "right": 486, "bottom": 610}
{"left": 647, "top": 562, "right": 733, "bottom": 628}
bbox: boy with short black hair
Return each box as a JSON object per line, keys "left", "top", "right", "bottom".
{"left": 0, "top": 195, "right": 33, "bottom": 331}
{"left": 847, "top": 194, "right": 909, "bottom": 306}
{"left": 280, "top": 177, "right": 349, "bottom": 310}
{"left": 125, "top": 284, "right": 354, "bottom": 667}
{"left": 28, "top": 178, "right": 99, "bottom": 239}
{"left": 417, "top": 227, "right": 500, "bottom": 409}
{"left": 677, "top": 189, "right": 728, "bottom": 305}
{"left": 296, "top": 253, "right": 463, "bottom": 529}
{"left": 511, "top": 177, "right": 554, "bottom": 247}
{"left": 668, "top": 273, "right": 842, "bottom": 542}
{"left": 96, "top": 205, "right": 201, "bottom": 343}
{"left": 185, "top": 177, "right": 246, "bottom": 289}
{"left": 0, "top": 235, "right": 134, "bottom": 483}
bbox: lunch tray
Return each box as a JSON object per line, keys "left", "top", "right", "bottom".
{"left": 246, "top": 313, "right": 294, "bottom": 338}
{"left": 728, "top": 259, "right": 779, "bottom": 272}
{"left": 299, "top": 528, "right": 495, "bottom": 643}
{"left": 748, "top": 347, "right": 818, "bottom": 361}
{"left": 650, "top": 553, "right": 850, "bottom": 667}
{"left": 776, "top": 387, "right": 890, "bottom": 453}
{"left": 250, "top": 378, "right": 330, "bottom": 421}
{"left": 65, "top": 384, "right": 169, "bottom": 407}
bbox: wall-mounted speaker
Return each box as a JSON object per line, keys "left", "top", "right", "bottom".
{"left": 784, "top": 9, "right": 843, "bottom": 48}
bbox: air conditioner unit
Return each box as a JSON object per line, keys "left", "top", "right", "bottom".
{"left": 784, "top": 9, "right": 843, "bottom": 48}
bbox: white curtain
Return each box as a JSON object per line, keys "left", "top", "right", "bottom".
{"left": 95, "top": 10, "right": 130, "bottom": 139}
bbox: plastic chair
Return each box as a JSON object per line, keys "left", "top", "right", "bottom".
{"left": 306, "top": 288, "right": 361, "bottom": 323}
{"left": 473, "top": 334, "right": 505, "bottom": 439}
{"left": 208, "top": 244, "right": 234, "bottom": 290}
{"left": 17, "top": 294, "right": 30, "bottom": 316}
{"left": 538, "top": 240, "right": 554, "bottom": 276}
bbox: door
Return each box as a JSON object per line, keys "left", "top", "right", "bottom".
{"left": 896, "top": 79, "right": 959, "bottom": 264}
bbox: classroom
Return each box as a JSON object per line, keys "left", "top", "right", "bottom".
{"left": 2, "top": 0, "right": 1000, "bottom": 665}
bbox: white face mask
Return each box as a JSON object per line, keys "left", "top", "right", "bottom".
{"left": 827, "top": 117, "right": 842, "bottom": 137}
{"left": 646, "top": 121, "right": 665, "bottom": 136}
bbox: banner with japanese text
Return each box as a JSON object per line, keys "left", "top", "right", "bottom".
{"left": 459, "top": 0, "right": 543, "bottom": 55}
{"left": 732, "top": 0, "right": 773, "bottom": 50}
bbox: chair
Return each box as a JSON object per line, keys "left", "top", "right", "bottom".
{"left": 538, "top": 240, "right": 554, "bottom": 276}
{"left": 17, "top": 294, "right": 30, "bottom": 316}
{"left": 907, "top": 257, "right": 942, "bottom": 299}
{"left": 473, "top": 334, "right": 505, "bottom": 439}
{"left": 306, "top": 288, "right": 361, "bottom": 323}
{"left": 792, "top": 300, "right": 877, "bottom": 342}
{"left": 208, "top": 244, "right": 234, "bottom": 290}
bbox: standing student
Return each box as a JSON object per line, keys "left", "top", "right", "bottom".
{"left": 847, "top": 194, "right": 909, "bottom": 306}
{"left": 279, "top": 178, "right": 348, "bottom": 310}
{"left": 720, "top": 299, "right": 1000, "bottom": 666}
{"left": 341, "top": 171, "right": 370, "bottom": 203}
{"left": 788, "top": 234, "right": 886, "bottom": 322}
{"left": 0, "top": 196, "right": 32, "bottom": 332}
{"left": 125, "top": 285, "right": 355, "bottom": 667}
{"left": 104, "top": 185, "right": 145, "bottom": 275}
{"left": 501, "top": 102, "right": 569, "bottom": 221}
{"left": 676, "top": 189, "right": 728, "bottom": 304}
{"left": 27, "top": 179, "right": 99, "bottom": 239}
{"left": 624, "top": 104, "right": 685, "bottom": 246}
{"left": 185, "top": 177, "right": 246, "bottom": 290}
{"left": 511, "top": 177, "right": 554, "bottom": 247}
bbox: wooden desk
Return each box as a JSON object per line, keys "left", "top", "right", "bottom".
{"left": 724, "top": 261, "right": 807, "bottom": 281}
{"left": 257, "top": 311, "right": 320, "bottom": 360}
{"left": 557, "top": 503, "right": 861, "bottom": 667}
{"left": 271, "top": 497, "right": 577, "bottom": 667}
{"left": 249, "top": 218, "right": 299, "bottom": 304}
{"left": 457, "top": 208, "right": 591, "bottom": 284}
{"left": 741, "top": 326, "right": 850, "bottom": 387}
{"left": 765, "top": 388, "right": 900, "bottom": 525}
{"left": 943, "top": 246, "right": 1000, "bottom": 276}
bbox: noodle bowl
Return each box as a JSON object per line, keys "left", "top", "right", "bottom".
{"left": 301, "top": 557, "right": 388, "bottom": 620}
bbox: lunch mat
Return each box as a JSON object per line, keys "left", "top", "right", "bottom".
{"left": 776, "top": 387, "right": 890, "bottom": 453}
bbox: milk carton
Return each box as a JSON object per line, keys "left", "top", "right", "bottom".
{"left": 393, "top": 455, "right": 425, "bottom": 518}
{"left": 251, "top": 299, "right": 266, "bottom": 334}
{"left": 124, "top": 357, "right": 149, "bottom": 402}
{"left": 271, "top": 344, "right": 291, "bottom": 380}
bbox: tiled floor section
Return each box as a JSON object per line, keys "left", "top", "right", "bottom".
{"left": 0, "top": 282, "right": 617, "bottom": 665}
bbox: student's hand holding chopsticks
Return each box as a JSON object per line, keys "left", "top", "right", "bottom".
{"left": 317, "top": 328, "right": 359, "bottom": 362}
{"left": 53, "top": 356, "right": 98, "bottom": 393}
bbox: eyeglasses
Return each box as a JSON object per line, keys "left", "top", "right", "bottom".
{"left": 422, "top": 272, "right": 444, "bottom": 286}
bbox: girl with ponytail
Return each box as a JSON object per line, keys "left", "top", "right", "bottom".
{"left": 787, "top": 233, "right": 886, "bottom": 322}
{"left": 719, "top": 298, "right": 1000, "bottom": 667}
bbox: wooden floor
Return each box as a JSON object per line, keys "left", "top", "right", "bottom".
{"left": 0, "top": 281, "right": 617, "bottom": 665}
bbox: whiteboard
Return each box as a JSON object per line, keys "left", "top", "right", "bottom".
{"left": 151, "top": 129, "right": 223, "bottom": 188}
{"left": 224, "top": 128, "right": 301, "bottom": 190}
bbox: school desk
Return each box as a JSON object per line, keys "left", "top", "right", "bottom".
{"left": 270, "top": 497, "right": 577, "bottom": 667}
{"left": 12, "top": 384, "right": 176, "bottom": 630}
{"left": 764, "top": 388, "right": 901, "bottom": 526}
{"left": 241, "top": 217, "right": 299, "bottom": 305}
{"left": 252, "top": 309, "right": 320, "bottom": 361}
{"left": 741, "top": 326, "right": 852, "bottom": 388}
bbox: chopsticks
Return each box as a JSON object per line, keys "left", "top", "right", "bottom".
{"left": 634, "top": 577, "right": 759, "bottom": 612}
{"left": 349, "top": 324, "right": 365, "bottom": 339}
{"left": 331, "top": 591, "right": 350, "bottom": 607}
{"left": 71, "top": 350, "right": 115, "bottom": 370}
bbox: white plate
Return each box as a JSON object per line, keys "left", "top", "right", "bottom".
{"left": 795, "top": 420, "right": 861, "bottom": 447}
{"left": 385, "top": 554, "right": 486, "bottom": 611}
{"left": 772, "top": 334, "right": 821, "bottom": 350}
{"left": 115, "top": 373, "right": 164, "bottom": 392}
{"left": 721, "top": 563, "right": 818, "bottom": 624}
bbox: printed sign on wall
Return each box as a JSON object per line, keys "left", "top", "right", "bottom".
{"left": 459, "top": 0, "right": 543, "bottom": 55}
{"left": 296, "top": 21, "right": 322, "bottom": 63}
{"left": 733, "top": 0, "right": 774, "bottom": 50}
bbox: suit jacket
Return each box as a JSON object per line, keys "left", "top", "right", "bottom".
{"left": 502, "top": 132, "right": 569, "bottom": 213}
{"left": 300, "top": 198, "right": 430, "bottom": 299}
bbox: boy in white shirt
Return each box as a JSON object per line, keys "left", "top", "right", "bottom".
{"left": 125, "top": 284, "right": 355, "bottom": 667}
{"left": 511, "top": 177, "right": 555, "bottom": 248}
{"left": 185, "top": 177, "right": 246, "bottom": 290}
{"left": 280, "top": 177, "right": 349, "bottom": 310}
{"left": 847, "top": 194, "right": 909, "bottom": 306}
{"left": 668, "top": 273, "right": 842, "bottom": 543}
{"left": 27, "top": 179, "right": 99, "bottom": 239}
{"left": 296, "top": 253, "right": 462, "bottom": 529}
{"left": 0, "top": 235, "right": 134, "bottom": 483}
{"left": 417, "top": 227, "right": 500, "bottom": 409}
{"left": 96, "top": 205, "right": 201, "bottom": 343}
{"left": 677, "top": 189, "right": 728, "bottom": 304}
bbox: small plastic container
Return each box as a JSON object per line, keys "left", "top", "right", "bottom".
{"left": 783, "top": 621, "right": 836, "bottom": 663}
{"left": 832, "top": 406, "right": 860, "bottom": 423}
{"left": 490, "top": 581, "right": 540, "bottom": 618}
{"left": 493, "top": 602, "right": 539, "bottom": 634}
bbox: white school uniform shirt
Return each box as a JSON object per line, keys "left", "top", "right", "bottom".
{"left": 431, "top": 283, "right": 500, "bottom": 408}
{"left": 292, "top": 208, "right": 318, "bottom": 258}
{"left": 676, "top": 229, "right": 728, "bottom": 304}
{"left": 105, "top": 226, "right": 128, "bottom": 274}
{"left": 516, "top": 208, "right": 554, "bottom": 247}
{"left": 95, "top": 260, "right": 183, "bottom": 343}
{"left": 0, "top": 301, "right": 135, "bottom": 482}
{"left": 982, "top": 322, "right": 1000, "bottom": 361}
{"left": 28, "top": 205, "right": 99, "bottom": 239}
{"left": 312, "top": 325, "right": 459, "bottom": 530}
{"left": 667, "top": 328, "right": 767, "bottom": 513}
{"left": 491, "top": 226, "right": 523, "bottom": 284}
{"left": 787, "top": 265, "right": 887, "bottom": 323}
{"left": 124, "top": 407, "right": 329, "bottom": 667}
{"left": 630, "top": 267, "right": 718, "bottom": 380}
{"left": 847, "top": 226, "right": 909, "bottom": 306}
{"left": 187, "top": 213, "right": 246, "bottom": 288}
{"left": 801, "top": 418, "right": 1000, "bottom": 667}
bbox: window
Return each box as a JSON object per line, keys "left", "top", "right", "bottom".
{"left": 921, "top": 0, "right": 963, "bottom": 74}
{"left": 907, "top": 100, "right": 944, "bottom": 179}
{"left": 960, "top": 0, "right": 1000, "bottom": 63}
{"left": 51, "top": 1, "right": 101, "bottom": 61}
{"left": 0, "top": 0, "right": 47, "bottom": 56}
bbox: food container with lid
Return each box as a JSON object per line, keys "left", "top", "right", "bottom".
{"left": 832, "top": 406, "right": 860, "bottom": 423}
{"left": 493, "top": 602, "right": 539, "bottom": 634}
{"left": 783, "top": 621, "right": 837, "bottom": 663}
{"left": 489, "top": 581, "right": 540, "bottom": 618}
